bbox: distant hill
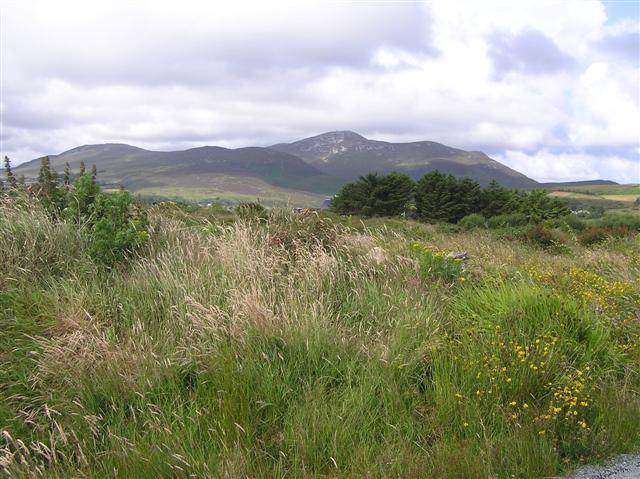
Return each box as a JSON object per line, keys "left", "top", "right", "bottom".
{"left": 537, "top": 180, "right": 619, "bottom": 188}
{"left": 270, "top": 131, "right": 537, "bottom": 187}
{"left": 15, "top": 144, "right": 341, "bottom": 205}
{"left": 15, "top": 131, "right": 542, "bottom": 205}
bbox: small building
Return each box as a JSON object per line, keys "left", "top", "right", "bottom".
{"left": 320, "top": 197, "right": 333, "bottom": 209}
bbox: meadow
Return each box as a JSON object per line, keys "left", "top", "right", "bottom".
{"left": 1, "top": 196, "right": 639, "bottom": 478}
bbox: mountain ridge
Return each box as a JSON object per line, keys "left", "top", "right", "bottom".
{"left": 15, "top": 131, "right": 541, "bottom": 204}
{"left": 269, "top": 131, "right": 536, "bottom": 187}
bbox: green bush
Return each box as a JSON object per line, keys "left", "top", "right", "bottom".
{"left": 553, "top": 214, "right": 588, "bottom": 232}
{"left": 487, "top": 212, "right": 529, "bottom": 228}
{"left": 458, "top": 213, "right": 486, "bottom": 230}
{"left": 596, "top": 213, "right": 640, "bottom": 231}
{"left": 411, "top": 242, "right": 466, "bottom": 284}
{"left": 90, "top": 191, "right": 149, "bottom": 264}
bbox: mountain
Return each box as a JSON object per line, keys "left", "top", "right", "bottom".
{"left": 270, "top": 131, "right": 537, "bottom": 187}
{"left": 15, "top": 131, "right": 539, "bottom": 205}
{"left": 15, "top": 144, "right": 341, "bottom": 205}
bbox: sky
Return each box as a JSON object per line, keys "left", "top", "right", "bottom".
{"left": 1, "top": 0, "right": 639, "bottom": 183}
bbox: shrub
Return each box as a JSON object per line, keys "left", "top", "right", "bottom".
{"left": 64, "top": 173, "right": 100, "bottom": 223}
{"left": 411, "top": 242, "right": 465, "bottom": 284}
{"left": 578, "top": 226, "right": 636, "bottom": 246}
{"left": 557, "top": 213, "right": 587, "bottom": 232}
{"left": 596, "top": 213, "right": 640, "bottom": 231}
{"left": 236, "top": 201, "right": 268, "bottom": 220}
{"left": 525, "top": 224, "right": 568, "bottom": 249}
{"left": 487, "top": 212, "right": 529, "bottom": 229}
{"left": 90, "top": 191, "right": 149, "bottom": 265}
{"left": 458, "top": 213, "right": 486, "bottom": 230}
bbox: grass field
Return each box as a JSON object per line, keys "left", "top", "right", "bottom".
{"left": 548, "top": 185, "right": 639, "bottom": 205}
{"left": 135, "top": 184, "right": 326, "bottom": 207}
{"left": 1, "top": 198, "right": 639, "bottom": 478}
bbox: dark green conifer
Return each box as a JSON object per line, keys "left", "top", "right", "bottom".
{"left": 4, "top": 156, "right": 17, "bottom": 189}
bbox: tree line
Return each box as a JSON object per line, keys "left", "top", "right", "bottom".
{"left": 330, "top": 171, "right": 569, "bottom": 223}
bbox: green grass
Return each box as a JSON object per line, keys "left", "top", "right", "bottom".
{"left": 1, "top": 197, "right": 639, "bottom": 478}
{"left": 136, "top": 184, "right": 326, "bottom": 207}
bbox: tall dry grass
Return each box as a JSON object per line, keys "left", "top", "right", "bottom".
{"left": 1, "top": 200, "right": 639, "bottom": 478}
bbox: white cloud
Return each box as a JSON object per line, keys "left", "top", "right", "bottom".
{"left": 569, "top": 62, "right": 640, "bottom": 146}
{"left": 496, "top": 149, "right": 639, "bottom": 183}
{"left": 1, "top": 0, "right": 638, "bottom": 182}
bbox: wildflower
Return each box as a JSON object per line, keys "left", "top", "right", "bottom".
{"left": 506, "top": 378, "right": 512, "bottom": 383}
{"left": 538, "top": 430, "right": 546, "bottom": 435}
{"left": 509, "top": 401, "right": 517, "bottom": 407}
{"left": 463, "top": 422, "right": 469, "bottom": 427}
{"left": 523, "top": 403, "right": 529, "bottom": 409}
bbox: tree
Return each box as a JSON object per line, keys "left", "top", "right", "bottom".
{"left": 415, "top": 171, "right": 481, "bottom": 223}
{"left": 65, "top": 172, "right": 100, "bottom": 222}
{"left": 91, "top": 164, "right": 97, "bottom": 184}
{"left": 374, "top": 172, "right": 415, "bottom": 216}
{"left": 63, "top": 162, "right": 71, "bottom": 189}
{"left": 479, "top": 179, "right": 514, "bottom": 217}
{"left": 79, "top": 161, "right": 86, "bottom": 176}
{"left": 4, "top": 156, "right": 17, "bottom": 189}
{"left": 37, "top": 156, "right": 66, "bottom": 214}
{"left": 331, "top": 172, "right": 414, "bottom": 217}
{"left": 520, "top": 189, "right": 569, "bottom": 221}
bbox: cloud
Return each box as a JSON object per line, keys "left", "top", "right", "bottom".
{"left": 569, "top": 62, "right": 640, "bottom": 147}
{"left": 488, "top": 29, "right": 575, "bottom": 77}
{"left": 595, "top": 20, "right": 640, "bottom": 63}
{"left": 496, "top": 149, "right": 639, "bottom": 184}
{"left": 1, "top": 0, "right": 638, "bottom": 183}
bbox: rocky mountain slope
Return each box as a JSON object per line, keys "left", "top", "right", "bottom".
{"left": 15, "top": 131, "right": 539, "bottom": 204}
{"left": 270, "top": 131, "right": 537, "bottom": 187}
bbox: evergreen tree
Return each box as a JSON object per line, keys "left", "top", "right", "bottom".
{"left": 479, "top": 179, "right": 514, "bottom": 217}
{"left": 4, "top": 156, "right": 17, "bottom": 189}
{"left": 38, "top": 156, "right": 54, "bottom": 194}
{"left": 63, "top": 162, "right": 71, "bottom": 189}
{"left": 374, "top": 172, "right": 414, "bottom": 216}
{"left": 520, "top": 189, "right": 569, "bottom": 221}
{"left": 91, "top": 164, "right": 97, "bottom": 184}
{"left": 37, "top": 156, "right": 66, "bottom": 214}
{"left": 331, "top": 172, "right": 414, "bottom": 217}
{"left": 415, "top": 171, "right": 480, "bottom": 223}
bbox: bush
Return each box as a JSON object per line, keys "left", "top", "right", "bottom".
{"left": 411, "top": 242, "right": 466, "bottom": 284}
{"left": 596, "top": 213, "right": 640, "bottom": 231}
{"left": 557, "top": 214, "right": 588, "bottom": 232}
{"left": 525, "top": 224, "right": 568, "bottom": 249}
{"left": 487, "top": 212, "right": 529, "bottom": 229}
{"left": 235, "top": 201, "right": 268, "bottom": 220}
{"left": 90, "top": 191, "right": 149, "bottom": 264}
{"left": 578, "top": 226, "right": 636, "bottom": 246}
{"left": 458, "top": 213, "right": 486, "bottom": 230}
